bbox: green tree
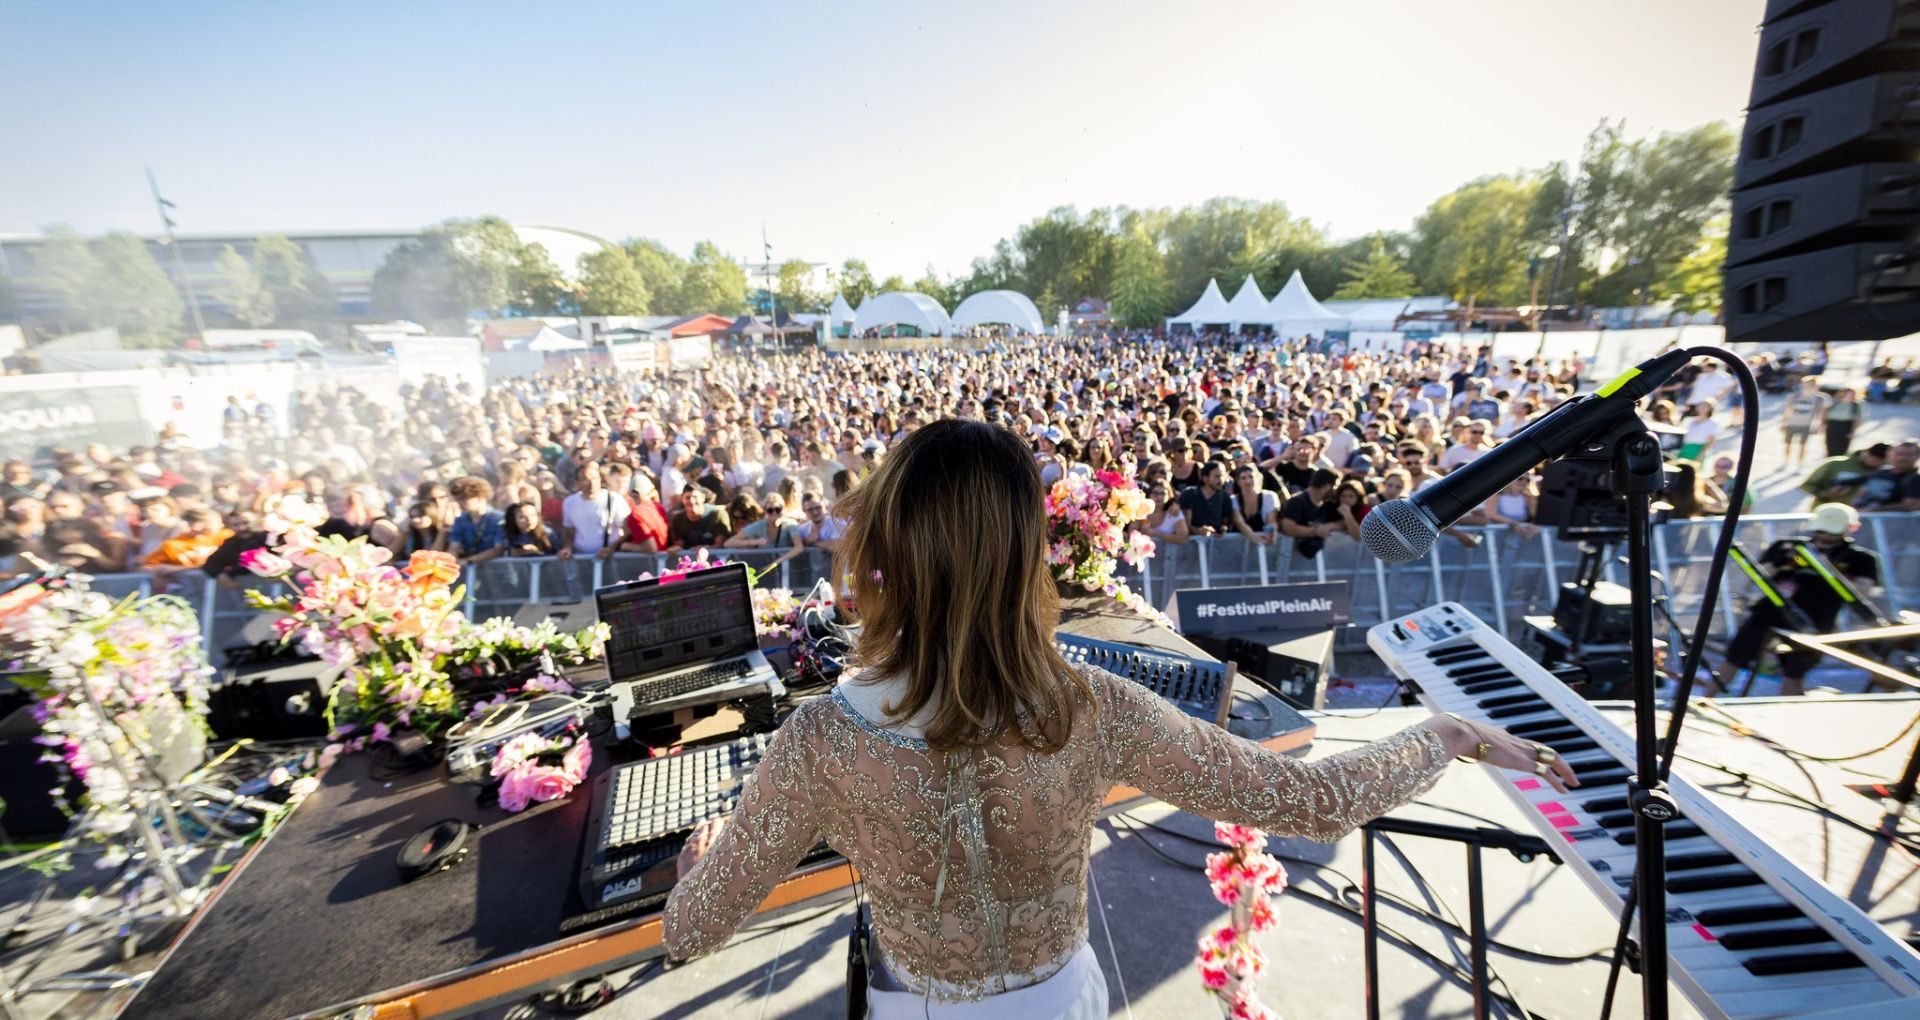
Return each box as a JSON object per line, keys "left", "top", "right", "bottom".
{"left": 1659, "top": 215, "right": 1728, "bottom": 315}
{"left": 372, "top": 216, "right": 525, "bottom": 329}
{"left": 250, "top": 235, "right": 336, "bottom": 327}
{"left": 625, "top": 239, "right": 688, "bottom": 314}
{"left": 1330, "top": 235, "right": 1418, "bottom": 299}
{"left": 1410, "top": 174, "right": 1543, "bottom": 305}
{"left": 1107, "top": 228, "right": 1172, "bottom": 328}
{"left": 90, "top": 232, "right": 184, "bottom": 346}
{"left": 837, "top": 258, "right": 876, "bottom": 308}
{"left": 875, "top": 274, "right": 909, "bottom": 296}
{"left": 212, "top": 244, "right": 276, "bottom": 326}
{"left": 911, "top": 265, "right": 952, "bottom": 309}
{"left": 677, "top": 241, "right": 748, "bottom": 314}
{"left": 1583, "top": 123, "right": 1737, "bottom": 307}
{"left": 1008, "top": 206, "right": 1118, "bottom": 309}
{"left": 576, "top": 247, "right": 651, "bottom": 315}
{"left": 775, "top": 259, "right": 823, "bottom": 312}
{"left": 33, "top": 227, "right": 105, "bottom": 329}
{"left": 511, "top": 241, "right": 570, "bottom": 315}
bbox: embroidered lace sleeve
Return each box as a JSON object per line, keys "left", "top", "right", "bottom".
{"left": 1092, "top": 666, "right": 1448, "bottom": 842}
{"left": 661, "top": 702, "right": 824, "bottom": 960}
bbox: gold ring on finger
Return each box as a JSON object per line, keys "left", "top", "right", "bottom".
{"left": 1534, "top": 745, "right": 1556, "bottom": 764}
{"left": 1532, "top": 762, "right": 1550, "bottom": 777}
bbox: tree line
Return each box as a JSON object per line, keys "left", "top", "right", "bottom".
{"left": 8, "top": 118, "right": 1734, "bottom": 343}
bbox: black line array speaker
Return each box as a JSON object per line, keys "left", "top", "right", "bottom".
{"left": 1724, "top": 0, "right": 1920, "bottom": 342}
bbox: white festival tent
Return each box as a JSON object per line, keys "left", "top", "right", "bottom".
{"left": 850, "top": 291, "right": 954, "bottom": 337}
{"left": 1223, "top": 275, "right": 1270, "bottom": 331}
{"left": 950, "top": 290, "right": 1045, "bottom": 334}
{"left": 828, "top": 293, "right": 857, "bottom": 328}
{"left": 1264, "top": 270, "right": 1348, "bottom": 340}
{"left": 1167, "top": 278, "right": 1234, "bottom": 329}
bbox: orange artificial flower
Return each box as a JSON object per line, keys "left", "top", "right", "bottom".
{"left": 406, "top": 550, "right": 461, "bottom": 589}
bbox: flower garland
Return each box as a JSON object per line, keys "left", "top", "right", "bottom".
{"left": 1044, "top": 468, "right": 1170, "bottom": 626}
{"left": 488, "top": 730, "right": 591, "bottom": 813}
{"left": 1195, "top": 822, "right": 1286, "bottom": 1019}
{"left": 0, "top": 581, "right": 212, "bottom": 843}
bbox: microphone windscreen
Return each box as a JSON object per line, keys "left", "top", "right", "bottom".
{"left": 1361, "top": 499, "right": 1438, "bottom": 564}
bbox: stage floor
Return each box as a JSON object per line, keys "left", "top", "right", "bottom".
{"left": 458, "top": 695, "right": 1920, "bottom": 1020}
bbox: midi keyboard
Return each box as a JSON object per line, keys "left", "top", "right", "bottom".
{"left": 1370, "top": 602, "right": 1920, "bottom": 1020}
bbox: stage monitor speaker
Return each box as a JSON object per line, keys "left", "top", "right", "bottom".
{"left": 209, "top": 659, "right": 339, "bottom": 742}
{"left": 1727, "top": 0, "right": 1920, "bottom": 342}
{"left": 1189, "top": 629, "right": 1334, "bottom": 710}
{"left": 512, "top": 600, "right": 597, "bottom": 633}
{"left": 1551, "top": 581, "right": 1634, "bottom": 646}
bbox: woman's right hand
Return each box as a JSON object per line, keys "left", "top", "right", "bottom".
{"left": 1436, "top": 715, "right": 1580, "bottom": 794}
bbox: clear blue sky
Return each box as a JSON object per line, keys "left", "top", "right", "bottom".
{"left": 1, "top": 0, "right": 1762, "bottom": 280}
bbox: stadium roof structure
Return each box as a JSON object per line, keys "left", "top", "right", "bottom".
{"left": 850, "top": 292, "right": 953, "bottom": 337}
{"left": 1167, "top": 278, "right": 1233, "bottom": 327}
{"left": 1223, "top": 275, "right": 1269, "bottom": 328}
{"left": 950, "top": 290, "right": 1044, "bottom": 334}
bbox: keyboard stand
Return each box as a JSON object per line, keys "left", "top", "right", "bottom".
{"left": 1361, "top": 818, "right": 1558, "bottom": 1020}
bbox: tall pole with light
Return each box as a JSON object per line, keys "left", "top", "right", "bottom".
{"left": 145, "top": 166, "right": 208, "bottom": 343}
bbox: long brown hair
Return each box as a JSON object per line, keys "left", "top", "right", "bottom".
{"left": 836, "top": 418, "right": 1088, "bottom": 752}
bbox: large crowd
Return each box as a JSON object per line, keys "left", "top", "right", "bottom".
{"left": 4, "top": 332, "right": 1918, "bottom": 590}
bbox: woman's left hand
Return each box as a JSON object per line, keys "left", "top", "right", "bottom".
{"left": 676, "top": 817, "right": 727, "bottom": 880}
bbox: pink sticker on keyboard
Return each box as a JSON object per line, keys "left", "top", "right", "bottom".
{"left": 1562, "top": 832, "right": 1577, "bottom": 843}
{"left": 1514, "top": 779, "right": 1542, "bottom": 791}
{"left": 1691, "top": 924, "right": 1716, "bottom": 942}
{"left": 1535, "top": 802, "right": 1566, "bottom": 815}
{"left": 1550, "top": 815, "right": 1579, "bottom": 829}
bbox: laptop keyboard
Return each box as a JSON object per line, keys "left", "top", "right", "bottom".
{"left": 630, "top": 659, "right": 753, "bottom": 704}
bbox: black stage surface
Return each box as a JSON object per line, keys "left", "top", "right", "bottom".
{"left": 119, "top": 597, "right": 1309, "bottom": 1020}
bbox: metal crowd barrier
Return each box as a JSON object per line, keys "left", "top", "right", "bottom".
{"left": 153, "top": 510, "right": 1920, "bottom": 664}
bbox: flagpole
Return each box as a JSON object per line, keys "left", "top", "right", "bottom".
{"left": 146, "top": 165, "right": 208, "bottom": 342}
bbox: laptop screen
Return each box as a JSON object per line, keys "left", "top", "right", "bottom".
{"left": 595, "top": 562, "right": 759, "bottom": 683}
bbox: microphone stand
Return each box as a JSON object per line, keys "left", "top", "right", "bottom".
{"left": 1577, "top": 413, "right": 1679, "bottom": 1018}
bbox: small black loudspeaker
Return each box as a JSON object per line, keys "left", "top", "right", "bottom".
{"left": 1191, "top": 629, "right": 1335, "bottom": 710}
{"left": 208, "top": 659, "right": 338, "bottom": 741}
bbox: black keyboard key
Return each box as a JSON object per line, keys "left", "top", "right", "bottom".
{"left": 1694, "top": 904, "right": 1801, "bottom": 927}
{"left": 1509, "top": 718, "right": 1576, "bottom": 738}
{"left": 1582, "top": 796, "right": 1630, "bottom": 814}
{"left": 1668, "top": 870, "right": 1764, "bottom": 894}
{"left": 1477, "top": 693, "right": 1539, "bottom": 710}
{"left": 1450, "top": 665, "right": 1510, "bottom": 682}
{"left": 1667, "top": 851, "right": 1739, "bottom": 872}
{"left": 1614, "top": 822, "right": 1702, "bottom": 845}
{"left": 1432, "top": 650, "right": 1490, "bottom": 666}
{"left": 1544, "top": 738, "right": 1600, "bottom": 756}
{"left": 1511, "top": 724, "right": 1582, "bottom": 742}
{"left": 1716, "top": 925, "right": 1836, "bottom": 951}
{"left": 1742, "top": 951, "right": 1866, "bottom": 976}
{"left": 1574, "top": 767, "right": 1631, "bottom": 786}
{"left": 1459, "top": 679, "right": 1523, "bottom": 696}
{"left": 1487, "top": 703, "right": 1553, "bottom": 720}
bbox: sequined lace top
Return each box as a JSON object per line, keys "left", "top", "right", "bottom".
{"left": 662, "top": 664, "right": 1449, "bottom": 1000}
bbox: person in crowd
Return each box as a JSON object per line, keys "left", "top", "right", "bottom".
{"left": 1720, "top": 503, "right": 1881, "bottom": 696}
{"left": 1176, "top": 460, "right": 1233, "bottom": 537}
{"left": 559, "top": 463, "right": 630, "bottom": 561}
{"left": 726, "top": 493, "right": 807, "bottom": 568}
{"left": 1280, "top": 468, "right": 1340, "bottom": 558}
{"left": 142, "top": 507, "right": 232, "bottom": 580}
{"left": 662, "top": 419, "right": 1573, "bottom": 1015}
{"left": 342, "top": 484, "right": 406, "bottom": 557}
{"left": 797, "top": 492, "right": 846, "bottom": 556}
{"left": 1857, "top": 439, "right": 1920, "bottom": 513}
{"left": 1326, "top": 479, "right": 1370, "bottom": 540}
{"left": 448, "top": 475, "right": 507, "bottom": 565}
{"left": 1822, "top": 386, "right": 1867, "bottom": 458}
{"left": 1166, "top": 439, "right": 1202, "bottom": 491}
{"left": 1677, "top": 401, "right": 1720, "bottom": 463}
{"left": 1707, "top": 455, "right": 1755, "bottom": 515}
{"left": 502, "top": 501, "right": 558, "bottom": 557}
{"left": 45, "top": 517, "right": 123, "bottom": 574}
{"left": 0, "top": 460, "right": 44, "bottom": 502}
{"left": 410, "top": 481, "right": 454, "bottom": 552}
{"left": 1480, "top": 476, "right": 1541, "bottom": 539}
{"left": 619, "top": 474, "right": 671, "bottom": 554}
{"left": 1140, "top": 480, "right": 1190, "bottom": 546}
{"left": 1800, "top": 442, "right": 1889, "bottom": 509}
{"left": 1227, "top": 465, "right": 1278, "bottom": 545}
{"left": 1438, "top": 420, "right": 1493, "bottom": 473}
{"left": 136, "top": 495, "right": 185, "bottom": 566}
{"left": 666, "top": 485, "right": 734, "bottom": 551}
{"left": 1779, "top": 376, "right": 1829, "bottom": 470}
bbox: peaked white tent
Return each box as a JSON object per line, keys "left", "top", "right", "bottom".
{"left": 950, "top": 290, "right": 1044, "bottom": 334}
{"left": 828, "top": 293, "right": 857, "bottom": 329}
{"left": 1264, "top": 270, "right": 1347, "bottom": 340}
{"left": 850, "top": 292, "right": 953, "bottom": 337}
{"left": 1167, "top": 278, "right": 1233, "bottom": 329}
{"left": 1224, "top": 275, "right": 1269, "bottom": 331}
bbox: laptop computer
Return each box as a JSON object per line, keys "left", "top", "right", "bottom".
{"left": 593, "top": 562, "right": 784, "bottom": 735}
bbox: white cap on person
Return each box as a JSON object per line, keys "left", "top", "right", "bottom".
{"left": 1810, "top": 503, "right": 1859, "bottom": 535}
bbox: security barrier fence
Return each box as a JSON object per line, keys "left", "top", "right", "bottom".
{"left": 89, "top": 510, "right": 1920, "bottom": 667}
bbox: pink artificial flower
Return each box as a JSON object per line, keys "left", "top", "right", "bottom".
{"left": 1197, "top": 963, "right": 1230, "bottom": 991}
{"left": 370, "top": 721, "right": 392, "bottom": 745}
{"left": 1210, "top": 877, "right": 1244, "bottom": 907}
{"left": 1248, "top": 895, "right": 1278, "bottom": 932}
{"left": 562, "top": 738, "right": 592, "bottom": 784}
{"left": 526, "top": 768, "right": 574, "bottom": 803}
{"left": 1212, "top": 922, "right": 1238, "bottom": 949}
{"left": 497, "top": 768, "right": 534, "bottom": 813}
{"left": 239, "top": 548, "right": 293, "bottom": 578}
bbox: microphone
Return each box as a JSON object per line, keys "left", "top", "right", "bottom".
{"left": 1361, "top": 348, "right": 1692, "bottom": 564}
